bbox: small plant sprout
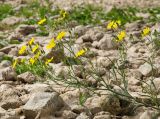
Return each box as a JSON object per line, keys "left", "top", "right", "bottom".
{"left": 21, "top": 58, "right": 26, "bottom": 63}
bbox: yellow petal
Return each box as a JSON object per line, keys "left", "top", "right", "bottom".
{"left": 45, "top": 57, "right": 54, "bottom": 65}
{"left": 56, "top": 31, "right": 66, "bottom": 40}
{"left": 32, "top": 44, "right": 39, "bottom": 53}
{"left": 46, "top": 38, "right": 56, "bottom": 49}
{"left": 12, "top": 59, "right": 18, "bottom": 68}
{"left": 28, "top": 37, "right": 35, "bottom": 46}
{"left": 38, "top": 18, "right": 47, "bottom": 25}
{"left": 19, "top": 45, "right": 27, "bottom": 55}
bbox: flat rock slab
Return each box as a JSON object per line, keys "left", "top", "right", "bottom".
{"left": 23, "top": 92, "right": 64, "bottom": 119}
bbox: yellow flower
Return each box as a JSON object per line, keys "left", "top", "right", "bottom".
{"left": 34, "top": 51, "right": 41, "bottom": 59}
{"left": 19, "top": 45, "right": 27, "bottom": 55}
{"left": 12, "top": 59, "right": 18, "bottom": 68}
{"left": 107, "top": 20, "right": 121, "bottom": 30}
{"left": 29, "top": 57, "right": 36, "bottom": 65}
{"left": 32, "top": 44, "right": 39, "bottom": 53}
{"left": 75, "top": 48, "right": 87, "bottom": 58}
{"left": 142, "top": 27, "right": 150, "bottom": 37}
{"left": 56, "top": 31, "right": 66, "bottom": 40}
{"left": 46, "top": 38, "right": 56, "bottom": 49}
{"left": 28, "top": 37, "right": 35, "bottom": 46}
{"left": 45, "top": 57, "right": 54, "bottom": 65}
{"left": 60, "top": 10, "right": 67, "bottom": 18}
{"left": 116, "top": 31, "right": 126, "bottom": 42}
{"left": 38, "top": 18, "right": 47, "bottom": 25}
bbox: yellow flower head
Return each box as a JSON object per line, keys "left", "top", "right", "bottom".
{"left": 29, "top": 57, "right": 36, "bottom": 65}
{"left": 107, "top": 20, "right": 121, "bottom": 30}
{"left": 19, "top": 45, "right": 27, "bottom": 55}
{"left": 45, "top": 57, "right": 54, "bottom": 65}
{"left": 32, "top": 44, "right": 39, "bottom": 53}
{"left": 34, "top": 51, "right": 41, "bottom": 59}
{"left": 116, "top": 31, "right": 126, "bottom": 42}
{"left": 38, "top": 18, "right": 47, "bottom": 25}
{"left": 28, "top": 37, "right": 35, "bottom": 46}
{"left": 142, "top": 27, "right": 151, "bottom": 37}
{"left": 46, "top": 38, "right": 56, "bottom": 49}
{"left": 75, "top": 48, "right": 87, "bottom": 58}
{"left": 60, "top": 10, "right": 67, "bottom": 18}
{"left": 12, "top": 59, "right": 18, "bottom": 68}
{"left": 56, "top": 31, "right": 66, "bottom": 40}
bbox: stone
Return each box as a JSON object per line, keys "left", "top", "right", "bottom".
{"left": 85, "top": 29, "right": 104, "bottom": 42}
{"left": 98, "top": 34, "right": 118, "bottom": 50}
{"left": 75, "top": 37, "right": 83, "bottom": 44}
{"left": 2, "top": 67, "right": 17, "bottom": 81}
{"left": 128, "top": 76, "right": 141, "bottom": 86}
{"left": 0, "top": 84, "right": 13, "bottom": 93}
{"left": 136, "top": 13, "right": 150, "bottom": 19}
{"left": 0, "top": 60, "right": 11, "bottom": 68}
{"left": 24, "top": 83, "right": 55, "bottom": 93}
{"left": 93, "top": 111, "right": 112, "bottom": 119}
{"left": 0, "top": 88, "right": 22, "bottom": 110}
{"left": 8, "top": 47, "right": 19, "bottom": 57}
{"left": 0, "top": 107, "right": 6, "bottom": 117}
{"left": 23, "top": 92, "right": 64, "bottom": 119}
{"left": 91, "top": 32, "right": 104, "bottom": 41}
{"left": 0, "top": 45, "right": 17, "bottom": 54}
{"left": 92, "top": 41, "right": 99, "bottom": 48}
{"left": 74, "top": 25, "right": 87, "bottom": 37}
{"left": 7, "top": 32, "right": 22, "bottom": 42}
{"left": 138, "top": 62, "right": 154, "bottom": 77}
{"left": 84, "top": 96, "right": 104, "bottom": 115}
{"left": 43, "top": 47, "right": 64, "bottom": 63}
{"left": 130, "top": 92, "right": 160, "bottom": 104}
{"left": 17, "top": 72, "right": 36, "bottom": 84}
{"left": 71, "top": 105, "right": 86, "bottom": 114}
{"left": 61, "top": 89, "right": 81, "bottom": 106}
{"left": 16, "top": 25, "right": 36, "bottom": 36}
{"left": 76, "top": 113, "right": 90, "bottom": 119}
{"left": 139, "top": 110, "right": 156, "bottom": 119}
{"left": 64, "top": 44, "right": 80, "bottom": 57}
{"left": 85, "top": 94, "right": 134, "bottom": 115}
{"left": 52, "top": 66, "right": 70, "bottom": 78}
{"left": 62, "top": 110, "right": 77, "bottom": 119}
{"left": 125, "top": 21, "right": 143, "bottom": 32}
{"left": 131, "top": 69, "right": 143, "bottom": 80}
{"left": 0, "top": 52, "right": 5, "bottom": 61}
{"left": 82, "top": 34, "right": 92, "bottom": 42}
{"left": 93, "top": 115, "right": 111, "bottom": 119}
{"left": 145, "top": 78, "right": 160, "bottom": 94}
{"left": 95, "top": 56, "right": 115, "bottom": 68}
{"left": 71, "top": 65, "right": 84, "bottom": 78}
{"left": 1, "top": 16, "right": 23, "bottom": 26}
{"left": 85, "top": 75, "right": 98, "bottom": 87}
